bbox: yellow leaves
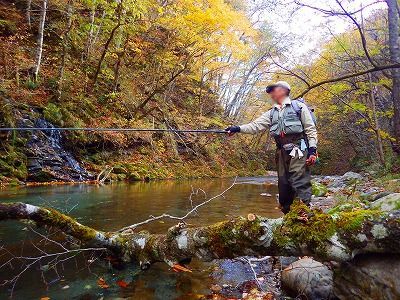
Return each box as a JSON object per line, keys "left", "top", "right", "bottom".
{"left": 157, "top": 0, "right": 253, "bottom": 60}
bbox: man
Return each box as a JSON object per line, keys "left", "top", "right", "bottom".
{"left": 225, "top": 81, "right": 318, "bottom": 214}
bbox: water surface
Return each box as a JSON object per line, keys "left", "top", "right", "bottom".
{"left": 0, "top": 177, "right": 280, "bottom": 299}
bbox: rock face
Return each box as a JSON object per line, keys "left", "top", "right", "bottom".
{"left": 371, "top": 193, "right": 400, "bottom": 212}
{"left": 281, "top": 258, "right": 335, "bottom": 299}
{"left": 21, "top": 118, "right": 92, "bottom": 182}
{"left": 334, "top": 254, "right": 400, "bottom": 300}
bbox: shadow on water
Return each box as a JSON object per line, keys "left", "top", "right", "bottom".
{"left": 0, "top": 177, "right": 281, "bottom": 299}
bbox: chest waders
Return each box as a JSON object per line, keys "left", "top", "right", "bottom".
{"left": 270, "top": 104, "right": 312, "bottom": 214}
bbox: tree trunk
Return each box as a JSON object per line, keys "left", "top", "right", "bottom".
{"left": 33, "top": 0, "right": 47, "bottom": 82}
{"left": 92, "top": 1, "right": 123, "bottom": 87}
{"left": 57, "top": 0, "right": 73, "bottom": 101}
{"left": 26, "top": 0, "right": 32, "bottom": 29}
{"left": 1, "top": 202, "right": 399, "bottom": 270}
{"left": 82, "top": 5, "right": 96, "bottom": 63}
{"left": 368, "top": 74, "right": 385, "bottom": 165}
{"left": 113, "top": 35, "right": 129, "bottom": 92}
{"left": 386, "top": 0, "right": 400, "bottom": 153}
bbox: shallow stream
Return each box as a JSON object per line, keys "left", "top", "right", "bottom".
{"left": 0, "top": 177, "right": 282, "bottom": 299}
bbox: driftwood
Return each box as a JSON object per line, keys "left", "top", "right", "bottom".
{"left": 1, "top": 201, "right": 399, "bottom": 270}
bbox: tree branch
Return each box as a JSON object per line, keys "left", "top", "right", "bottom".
{"left": 295, "top": 63, "right": 400, "bottom": 98}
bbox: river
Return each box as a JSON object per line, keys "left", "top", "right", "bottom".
{"left": 0, "top": 177, "right": 282, "bottom": 299}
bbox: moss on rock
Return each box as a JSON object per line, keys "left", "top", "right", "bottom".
{"left": 312, "top": 181, "right": 328, "bottom": 197}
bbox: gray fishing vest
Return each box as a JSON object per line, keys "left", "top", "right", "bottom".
{"left": 269, "top": 104, "right": 304, "bottom": 136}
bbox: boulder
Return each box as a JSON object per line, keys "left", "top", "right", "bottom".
{"left": 279, "top": 256, "right": 299, "bottom": 269}
{"left": 328, "top": 172, "right": 363, "bottom": 190}
{"left": 334, "top": 254, "right": 400, "bottom": 300}
{"left": 342, "top": 171, "right": 363, "bottom": 182}
{"left": 371, "top": 193, "right": 400, "bottom": 212}
{"left": 373, "top": 192, "right": 393, "bottom": 202}
{"left": 281, "top": 258, "right": 334, "bottom": 299}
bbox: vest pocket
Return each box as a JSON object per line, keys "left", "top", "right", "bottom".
{"left": 270, "top": 123, "right": 279, "bottom": 134}
{"left": 284, "top": 119, "right": 303, "bottom": 134}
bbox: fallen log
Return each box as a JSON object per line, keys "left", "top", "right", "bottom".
{"left": 1, "top": 201, "right": 399, "bottom": 269}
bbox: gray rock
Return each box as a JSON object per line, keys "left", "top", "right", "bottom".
{"left": 371, "top": 193, "right": 400, "bottom": 212}
{"left": 281, "top": 258, "right": 334, "bottom": 299}
{"left": 327, "top": 172, "right": 364, "bottom": 190}
{"left": 279, "top": 256, "right": 299, "bottom": 269}
{"left": 372, "top": 192, "right": 393, "bottom": 202}
{"left": 334, "top": 254, "right": 400, "bottom": 300}
{"left": 311, "top": 196, "right": 336, "bottom": 212}
{"left": 342, "top": 171, "right": 363, "bottom": 181}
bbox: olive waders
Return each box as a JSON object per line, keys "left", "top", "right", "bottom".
{"left": 275, "top": 134, "right": 312, "bottom": 214}
{"left": 270, "top": 105, "right": 312, "bottom": 214}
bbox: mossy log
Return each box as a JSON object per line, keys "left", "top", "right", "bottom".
{"left": 1, "top": 202, "right": 400, "bottom": 269}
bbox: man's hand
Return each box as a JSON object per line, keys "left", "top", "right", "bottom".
{"left": 306, "top": 147, "right": 317, "bottom": 166}
{"left": 225, "top": 126, "right": 240, "bottom": 136}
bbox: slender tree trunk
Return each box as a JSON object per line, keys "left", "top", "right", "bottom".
{"left": 368, "top": 74, "right": 385, "bottom": 165}
{"left": 57, "top": 0, "right": 73, "bottom": 101}
{"left": 26, "top": 0, "right": 32, "bottom": 29}
{"left": 83, "top": 5, "right": 96, "bottom": 63}
{"left": 33, "top": 0, "right": 48, "bottom": 82}
{"left": 386, "top": 0, "right": 400, "bottom": 153}
{"left": 113, "top": 35, "right": 129, "bottom": 92}
{"left": 91, "top": 10, "right": 106, "bottom": 48}
{"left": 92, "top": 1, "right": 123, "bottom": 87}
{"left": 92, "top": 22, "right": 121, "bottom": 86}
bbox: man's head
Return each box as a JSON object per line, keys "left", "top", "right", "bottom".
{"left": 266, "top": 81, "right": 291, "bottom": 103}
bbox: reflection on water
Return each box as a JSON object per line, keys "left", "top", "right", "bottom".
{"left": 0, "top": 177, "right": 280, "bottom": 299}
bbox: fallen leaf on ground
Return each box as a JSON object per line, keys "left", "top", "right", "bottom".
{"left": 210, "top": 284, "right": 222, "bottom": 293}
{"left": 247, "top": 213, "right": 256, "bottom": 221}
{"left": 97, "top": 277, "right": 110, "bottom": 289}
{"left": 116, "top": 280, "right": 129, "bottom": 288}
{"left": 172, "top": 264, "right": 192, "bottom": 273}
{"left": 40, "top": 297, "right": 50, "bottom": 300}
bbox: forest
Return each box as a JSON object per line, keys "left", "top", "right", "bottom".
{"left": 0, "top": 0, "right": 399, "bottom": 183}
{"left": 1, "top": 0, "right": 400, "bottom": 299}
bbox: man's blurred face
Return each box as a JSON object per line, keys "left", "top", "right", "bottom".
{"left": 269, "top": 87, "right": 289, "bottom": 104}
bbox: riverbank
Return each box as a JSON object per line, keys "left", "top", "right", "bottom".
{"left": 206, "top": 172, "right": 400, "bottom": 299}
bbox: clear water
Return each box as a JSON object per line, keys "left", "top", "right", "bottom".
{"left": 0, "top": 177, "right": 281, "bottom": 299}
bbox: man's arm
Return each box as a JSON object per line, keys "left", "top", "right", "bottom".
{"left": 299, "top": 103, "right": 318, "bottom": 148}
{"left": 238, "top": 111, "right": 272, "bottom": 134}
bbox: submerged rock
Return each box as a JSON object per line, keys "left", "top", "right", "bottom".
{"left": 334, "top": 254, "right": 400, "bottom": 300}
{"left": 281, "top": 258, "right": 334, "bottom": 299}
{"left": 370, "top": 193, "right": 400, "bottom": 212}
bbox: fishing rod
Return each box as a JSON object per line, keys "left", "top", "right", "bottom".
{"left": 0, "top": 127, "right": 227, "bottom": 134}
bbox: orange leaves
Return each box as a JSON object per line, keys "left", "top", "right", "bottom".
{"left": 97, "top": 277, "right": 131, "bottom": 289}
{"left": 172, "top": 264, "right": 192, "bottom": 273}
{"left": 97, "top": 277, "right": 110, "bottom": 289}
{"left": 116, "top": 280, "right": 129, "bottom": 288}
